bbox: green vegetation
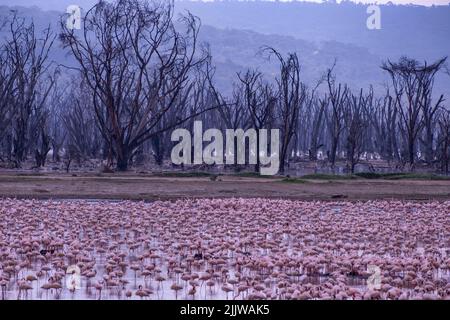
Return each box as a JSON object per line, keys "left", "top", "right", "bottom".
{"left": 301, "top": 174, "right": 358, "bottom": 180}
{"left": 155, "top": 171, "right": 281, "bottom": 179}
{"left": 355, "top": 172, "right": 450, "bottom": 180}
{"left": 155, "top": 172, "right": 450, "bottom": 181}
{"left": 299, "top": 172, "right": 450, "bottom": 181}
{"left": 232, "top": 172, "right": 278, "bottom": 179}
{"left": 281, "top": 178, "right": 308, "bottom": 184}
{"left": 154, "top": 171, "right": 215, "bottom": 178}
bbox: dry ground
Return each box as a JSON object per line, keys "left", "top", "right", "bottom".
{"left": 0, "top": 172, "right": 449, "bottom": 201}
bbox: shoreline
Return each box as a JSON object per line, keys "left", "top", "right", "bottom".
{"left": 1, "top": 173, "right": 449, "bottom": 202}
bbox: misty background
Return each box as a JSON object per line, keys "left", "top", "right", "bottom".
{"left": 0, "top": 0, "right": 449, "bottom": 175}
{"left": 1, "top": 0, "right": 449, "bottom": 95}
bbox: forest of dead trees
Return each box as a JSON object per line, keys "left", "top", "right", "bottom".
{"left": 0, "top": 0, "right": 449, "bottom": 174}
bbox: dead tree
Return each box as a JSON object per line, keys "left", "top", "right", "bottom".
{"left": 237, "top": 70, "right": 276, "bottom": 172}
{"left": 437, "top": 110, "right": 450, "bottom": 174}
{"left": 151, "top": 69, "right": 216, "bottom": 166}
{"left": 367, "top": 89, "right": 400, "bottom": 164}
{"left": 417, "top": 58, "right": 447, "bottom": 164}
{"left": 48, "top": 79, "right": 68, "bottom": 162}
{"left": 325, "top": 64, "right": 349, "bottom": 167}
{"left": 213, "top": 83, "right": 249, "bottom": 134}
{"left": 4, "top": 13, "right": 55, "bottom": 166}
{"left": 344, "top": 88, "right": 370, "bottom": 173}
{"left": 0, "top": 37, "right": 16, "bottom": 161}
{"left": 381, "top": 57, "right": 446, "bottom": 169}
{"left": 209, "top": 69, "right": 250, "bottom": 171}
{"left": 308, "top": 94, "right": 327, "bottom": 161}
{"left": 33, "top": 119, "right": 51, "bottom": 167}
{"left": 62, "top": 77, "right": 103, "bottom": 163}
{"left": 264, "top": 48, "right": 306, "bottom": 174}
{"left": 60, "top": 0, "right": 215, "bottom": 171}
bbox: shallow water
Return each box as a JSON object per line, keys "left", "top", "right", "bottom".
{"left": 0, "top": 199, "right": 448, "bottom": 300}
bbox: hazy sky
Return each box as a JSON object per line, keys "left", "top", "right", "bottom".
{"left": 196, "top": 0, "right": 449, "bottom": 5}
{"left": 0, "top": 0, "right": 449, "bottom": 11}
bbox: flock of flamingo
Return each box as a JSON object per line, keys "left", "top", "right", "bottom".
{"left": 0, "top": 198, "right": 448, "bottom": 300}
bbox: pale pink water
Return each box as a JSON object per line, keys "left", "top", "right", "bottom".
{"left": 0, "top": 199, "right": 448, "bottom": 300}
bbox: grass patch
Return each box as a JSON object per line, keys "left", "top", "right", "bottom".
{"left": 301, "top": 174, "right": 358, "bottom": 180}
{"left": 281, "top": 178, "right": 308, "bottom": 184}
{"left": 16, "top": 172, "right": 45, "bottom": 177}
{"left": 232, "top": 172, "right": 277, "bottom": 179}
{"left": 354, "top": 172, "right": 395, "bottom": 179}
{"left": 154, "top": 171, "right": 214, "bottom": 178}
{"left": 384, "top": 173, "right": 450, "bottom": 180}
{"left": 299, "top": 172, "right": 450, "bottom": 181}
{"left": 355, "top": 172, "right": 450, "bottom": 180}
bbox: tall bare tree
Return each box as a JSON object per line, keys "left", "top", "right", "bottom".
{"left": 4, "top": 13, "right": 55, "bottom": 166}
{"left": 62, "top": 77, "right": 103, "bottom": 163}
{"left": 60, "top": 0, "right": 215, "bottom": 170}
{"left": 325, "top": 64, "right": 349, "bottom": 167}
{"left": 264, "top": 48, "right": 306, "bottom": 174}
{"left": 209, "top": 70, "right": 250, "bottom": 170}
{"left": 237, "top": 70, "right": 276, "bottom": 172}
{"left": 308, "top": 93, "right": 327, "bottom": 161}
{"left": 382, "top": 57, "right": 446, "bottom": 168}
{"left": 344, "top": 88, "right": 370, "bottom": 173}
{"left": 437, "top": 110, "right": 450, "bottom": 174}
{"left": 0, "top": 37, "right": 16, "bottom": 161}
{"left": 417, "top": 58, "right": 447, "bottom": 164}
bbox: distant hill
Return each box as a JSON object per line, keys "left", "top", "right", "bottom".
{"left": 199, "top": 25, "right": 385, "bottom": 95}
{"left": 175, "top": 1, "right": 450, "bottom": 60}
{"left": 0, "top": 2, "right": 448, "bottom": 96}
{"left": 1, "top": 1, "right": 450, "bottom": 59}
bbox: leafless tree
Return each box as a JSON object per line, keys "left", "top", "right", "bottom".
{"left": 0, "top": 38, "right": 15, "bottom": 161}
{"left": 237, "top": 70, "right": 276, "bottom": 172}
{"left": 4, "top": 13, "right": 55, "bottom": 167}
{"left": 152, "top": 68, "right": 218, "bottom": 166}
{"left": 344, "top": 88, "right": 370, "bottom": 173}
{"left": 382, "top": 57, "right": 446, "bottom": 169}
{"left": 367, "top": 90, "right": 399, "bottom": 164}
{"left": 209, "top": 69, "right": 250, "bottom": 170}
{"left": 62, "top": 77, "right": 103, "bottom": 163}
{"left": 307, "top": 92, "right": 327, "bottom": 161}
{"left": 2, "top": 4, "right": 450, "bottom": 176}
{"left": 417, "top": 58, "right": 447, "bottom": 164}
{"left": 60, "top": 0, "right": 215, "bottom": 171}
{"left": 263, "top": 48, "right": 306, "bottom": 174}
{"left": 437, "top": 110, "right": 450, "bottom": 174}
{"left": 325, "top": 64, "right": 349, "bottom": 167}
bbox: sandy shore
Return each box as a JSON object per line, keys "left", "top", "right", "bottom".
{"left": 0, "top": 172, "right": 449, "bottom": 201}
